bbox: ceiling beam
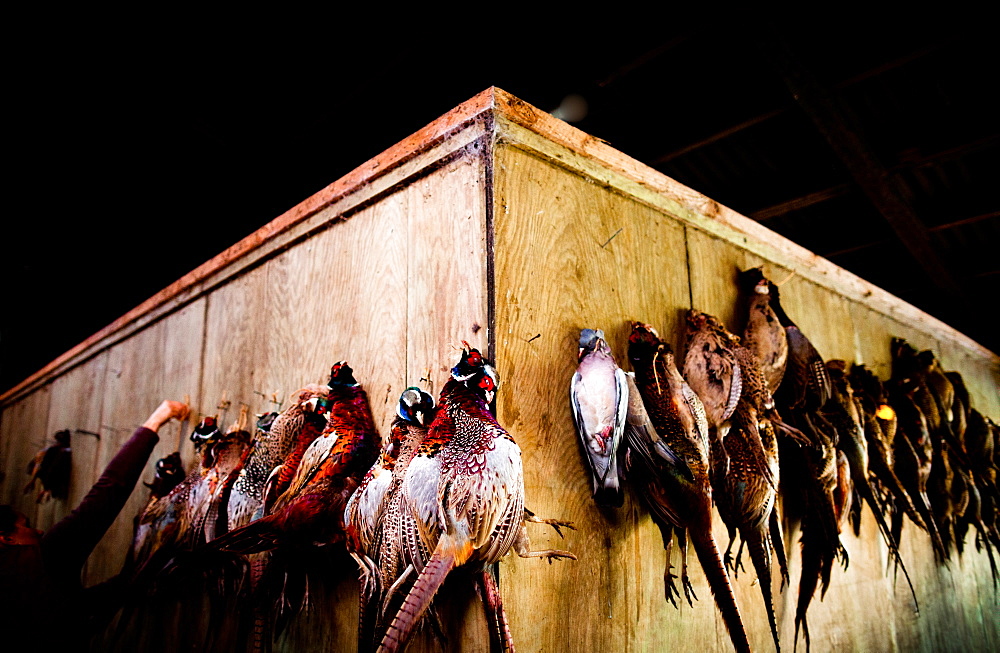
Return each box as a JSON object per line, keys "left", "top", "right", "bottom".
{"left": 822, "top": 210, "right": 999, "bottom": 258}
{"left": 749, "top": 184, "right": 852, "bottom": 221}
{"left": 653, "top": 109, "right": 783, "bottom": 165}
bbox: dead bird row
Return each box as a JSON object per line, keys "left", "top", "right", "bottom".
{"left": 571, "top": 267, "right": 999, "bottom": 653}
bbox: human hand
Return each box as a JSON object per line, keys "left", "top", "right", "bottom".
{"left": 142, "top": 400, "right": 191, "bottom": 432}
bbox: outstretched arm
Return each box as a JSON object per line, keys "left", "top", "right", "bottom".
{"left": 41, "top": 400, "right": 189, "bottom": 579}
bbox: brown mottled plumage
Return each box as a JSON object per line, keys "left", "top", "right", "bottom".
{"left": 346, "top": 387, "right": 436, "bottom": 652}
{"left": 767, "top": 284, "right": 848, "bottom": 653}
{"left": 740, "top": 267, "right": 788, "bottom": 395}
{"left": 683, "top": 310, "right": 742, "bottom": 431}
{"left": 849, "top": 364, "right": 925, "bottom": 531}
{"left": 628, "top": 322, "right": 750, "bottom": 653}
{"left": 378, "top": 347, "right": 575, "bottom": 653}
{"left": 226, "top": 385, "right": 330, "bottom": 533}
{"left": 208, "top": 362, "right": 380, "bottom": 638}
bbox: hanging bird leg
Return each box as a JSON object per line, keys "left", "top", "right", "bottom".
{"left": 655, "top": 521, "right": 681, "bottom": 607}
{"left": 523, "top": 507, "right": 575, "bottom": 538}
{"left": 723, "top": 525, "right": 738, "bottom": 574}
{"left": 513, "top": 525, "right": 577, "bottom": 563}
{"left": 677, "top": 528, "right": 698, "bottom": 606}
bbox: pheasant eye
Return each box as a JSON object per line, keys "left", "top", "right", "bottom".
{"left": 468, "top": 351, "right": 482, "bottom": 366}
{"left": 479, "top": 376, "right": 495, "bottom": 392}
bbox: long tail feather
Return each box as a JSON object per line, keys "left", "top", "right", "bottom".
{"left": 746, "top": 527, "right": 780, "bottom": 652}
{"left": 688, "top": 515, "right": 751, "bottom": 653}
{"left": 379, "top": 534, "right": 472, "bottom": 653}
{"left": 854, "top": 474, "right": 919, "bottom": 613}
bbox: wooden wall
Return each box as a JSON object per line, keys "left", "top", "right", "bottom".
{"left": 2, "top": 88, "right": 997, "bottom": 652}
{"left": 491, "top": 118, "right": 999, "bottom": 653}
{"left": 1, "top": 141, "right": 491, "bottom": 651}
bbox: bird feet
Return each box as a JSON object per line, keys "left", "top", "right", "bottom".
{"left": 779, "top": 563, "right": 790, "bottom": 591}
{"left": 524, "top": 508, "right": 576, "bottom": 539}
{"left": 724, "top": 549, "right": 736, "bottom": 575}
{"left": 724, "top": 546, "right": 746, "bottom": 577}
{"left": 774, "top": 418, "right": 814, "bottom": 448}
{"left": 836, "top": 541, "right": 850, "bottom": 570}
{"left": 681, "top": 569, "right": 697, "bottom": 607}
{"left": 518, "top": 549, "right": 578, "bottom": 564}
{"left": 663, "top": 565, "right": 681, "bottom": 608}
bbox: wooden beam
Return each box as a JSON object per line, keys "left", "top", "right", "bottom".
{"left": 888, "top": 133, "right": 1000, "bottom": 172}
{"left": 823, "top": 210, "right": 1000, "bottom": 258}
{"left": 929, "top": 209, "right": 1000, "bottom": 232}
{"left": 597, "top": 36, "right": 689, "bottom": 88}
{"left": 747, "top": 137, "right": 998, "bottom": 223}
{"left": 749, "top": 183, "right": 852, "bottom": 220}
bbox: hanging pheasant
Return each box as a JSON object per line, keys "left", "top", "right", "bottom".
{"left": 207, "top": 362, "right": 380, "bottom": 637}
{"left": 627, "top": 322, "right": 750, "bottom": 653}
{"left": 225, "top": 385, "right": 330, "bottom": 533}
{"left": 681, "top": 311, "right": 785, "bottom": 651}
{"left": 766, "top": 283, "right": 848, "bottom": 653}
{"left": 740, "top": 267, "right": 788, "bottom": 396}
{"left": 346, "top": 386, "right": 436, "bottom": 652}
{"left": 23, "top": 430, "right": 74, "bottom": 503}
{"left": 378, "top": 345, "right": 576, "bottom": 653}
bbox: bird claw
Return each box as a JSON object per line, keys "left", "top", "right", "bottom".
{"left": 523, "top": 508, "right": 576, "bottom": 538}
{"left": 519, "top": 549, "right": 577, "bottom": 564}
{"left": 776, "top": 420, "right": 815, "bottom": 448}
{"left": 682, "top": 573, "right": 697, "bottom": 607}
{"left": 663, "top": 567, "right": 680, "bottom": 608}
{"left": 837, "top": 543, "right": 850, "bottom": 570}
{"left": 724, "top": 550, "right": 746, "bottom": 577}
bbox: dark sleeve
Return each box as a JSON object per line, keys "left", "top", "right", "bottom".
{"left": 41, "top": 426, "right": 159, "bottom": 578}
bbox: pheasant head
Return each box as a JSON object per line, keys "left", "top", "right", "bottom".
{"left": 452, "top": 343, "right": 499, "bottom": 404}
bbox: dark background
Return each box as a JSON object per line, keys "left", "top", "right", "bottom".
{"left": 4, "top": 11, "right": 997, "bottom": 393}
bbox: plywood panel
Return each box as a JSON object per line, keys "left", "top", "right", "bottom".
{"left": 686, "top": 228, "right": 793, "bottom": 338}
{"left": 32, "top": 352, "right": 110, "bottom": 537}
{"left": 0, "top": 387, "right": 51, "bottom": 522}
{"left": 493, "top": 143, "right": 713, "bottom": 652}
{"left": 849, "top": 301, "right": 939, "bottom": 382}
{"left": 86, "top": 302, "right": 205, "bottom": 585}
{"left": 772, "top": 276, "right": 857, "bottom": 365}
{"left": 265, "top": 196, "right": 408, "bottom": 437}
{"left": 2, "top": 90, "right": 996, "bottom": 652}
{"left": 272, "top": 157, "right": 490, "bottom": 652}
{"left": 201, "top": 264, "right": 270, "bottom": 426}
{"left": 406, "top": 153, "right": 490, "bottom": 398}
{"left": 266, "top": 186, "right": 410, "bottom": 653}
